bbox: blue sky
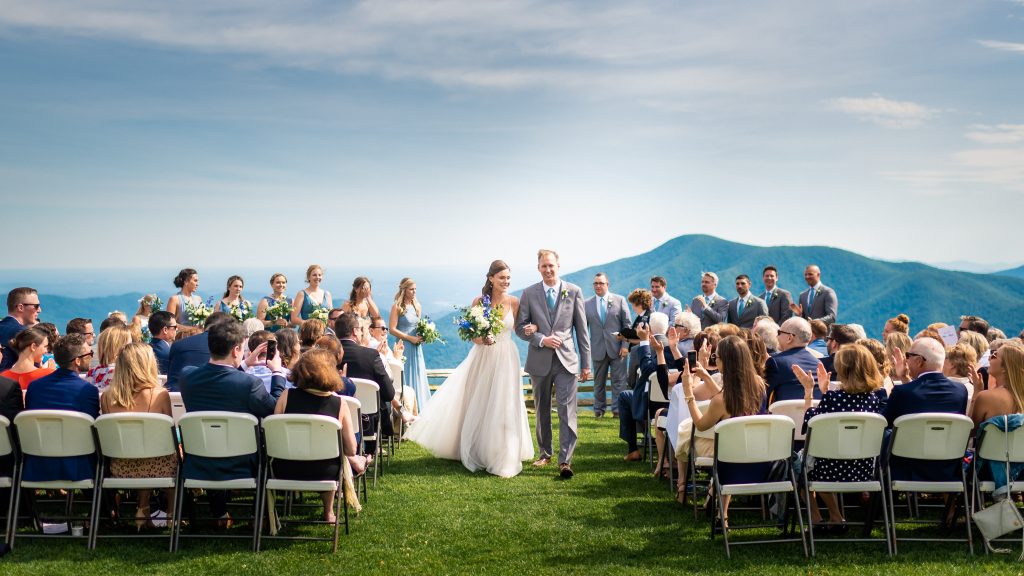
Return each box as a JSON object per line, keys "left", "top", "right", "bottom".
{"left": 1, "top": 0, "right": 1023, "bottom": 277}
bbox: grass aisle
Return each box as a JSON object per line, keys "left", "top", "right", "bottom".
{"left": 1, "top": 414, "right": 1012, "bottom": 575}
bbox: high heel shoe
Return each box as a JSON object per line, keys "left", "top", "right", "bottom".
{"left": 135, "top": 506, "right": 153, "bottom": 532}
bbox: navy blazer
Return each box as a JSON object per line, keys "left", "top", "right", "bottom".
{"left": 0, "top": 316, "right": 27, "bottom": 372}
{"left": 151, "top": 338, "right": 171, "bottom": 375}
{"left": 340, "top": 340, "right": 395, "bottom": 403}
{"left": 179, "top": 363, "right": 286, "bottom": 480}
{"left": 23, "top": 368, "right": 100, "bottom": 482}
{"left": 765, "top": 347, "right": 822, "bottom": 404}
{"left": 166, "top": 332, "right": 210, "bottom": 391}
{"left": 884, "top": 372, "right": 968, "bottom": 481}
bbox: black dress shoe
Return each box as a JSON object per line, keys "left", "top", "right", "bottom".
{"left": 559, "top": 463, "right": 574, "bottom": 479}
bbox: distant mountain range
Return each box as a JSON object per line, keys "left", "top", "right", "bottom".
{"left": 996, "top": 265, "right": 1024, "bottom": 279}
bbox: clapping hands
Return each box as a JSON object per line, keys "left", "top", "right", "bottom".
{"left": 790, "top": 303, "right": 803, "bottom": 317}
{"left": 792, "top": 361, "right": 829, "bottom": 397}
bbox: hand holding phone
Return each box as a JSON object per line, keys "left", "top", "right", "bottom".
{"left": 687, "top": 350, "right": 698, "bottom": 372}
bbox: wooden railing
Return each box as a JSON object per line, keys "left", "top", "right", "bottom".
{"left": 425, "top": 369, "right": 596, "bottom": 408}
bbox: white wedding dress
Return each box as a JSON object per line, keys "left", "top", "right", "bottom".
{"left": 405, "top": 308, "right": 534, "bottom": 478}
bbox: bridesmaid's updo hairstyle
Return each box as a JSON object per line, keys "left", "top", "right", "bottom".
{"left": 222, "top": 275, "right": 244, "bottom": 299}
{"left": 305, "top": 265, "right": 322, "bottom": 284}
{"left": 269, "top": 273, "right": 287, "bottom": 286}
{"left": 173, "top": 268, "right": 198, "bottom": 289}
{"left": 482, "top": 260, "right": 510, "bottom": 299}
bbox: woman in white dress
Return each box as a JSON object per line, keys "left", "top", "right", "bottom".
{"left": 406, "top": 260, "right": 535, "bottom": 478}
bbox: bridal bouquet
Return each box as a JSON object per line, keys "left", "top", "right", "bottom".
{"left": 415, "top": 316, "right": 445, "bottom": 345}
{"left": 265, "top": 298, "right": 292, "bottom": 322}
{"left": 308, "top": 305, "right": 330, "bottom": 323}
{"left": 186, "top": 297, "right": 214, "bottom": 326}
{"left": 228, "top": 300, "right": 254, "bottom": 322}
{"left": 453, "top": 296, "right": 504, "bottom": 342}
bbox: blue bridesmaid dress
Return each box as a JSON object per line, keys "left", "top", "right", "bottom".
{"left": 396, "top": 305, "right": 431, "bottom": 413}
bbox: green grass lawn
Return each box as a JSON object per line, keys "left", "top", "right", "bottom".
{"left": 1, "top": 413, "right": 1014, "bottom": 575}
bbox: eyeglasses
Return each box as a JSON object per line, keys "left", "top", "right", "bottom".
{"left": 593, "top": 282, "right": 607, "bottom": 286}
{"left": 905, "top": 352, "right": 923, "bottom": 360}
{"left": 778, "top": 330, "right": 794, "bottom": 337}
{"left": 372, "top": 326, "right": 388, "bottom": 331}
{"left": 991, "top": 350, "right": 999, "bottom": 360}
{"left": 75, "top": 351, "right": 94, "bottom": 360}
{"left": 19, "top": 303, "right": 41, "bottom": 309}
{"left": 167, "top": 325, "right": 178, "bottom": 330}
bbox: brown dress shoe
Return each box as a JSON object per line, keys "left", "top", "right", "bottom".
{"left": 532, "top": 457, "right": 551, "bottom": 467}
{"left": 559, "top": 463, "right": 574, "bottom": 479}
{"left": 623, "top": 450, "right": 642, "bottom": 462}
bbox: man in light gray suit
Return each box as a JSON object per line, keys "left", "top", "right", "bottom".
{"left": 650, "top": 276, "right": 682, "bottom": 324}
{"left": 761, "top": 265, "right": 794, "bottom": 325}
{"left": 727, "top": 274, "right": 768, "bottom": 329}
{"left": 585, "top": 273, "right": 631, "bottom": 418}
{"left": 689, "top": 271, "right": 729, "bottom": 329}
{"left": 516, "top": 249, "right": 591, "bottom": 479}
{"left": 791, "top": 264, "right": 838, "bottom": 326}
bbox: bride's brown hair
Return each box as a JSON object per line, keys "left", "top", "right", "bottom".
{"left": 482, "top": 260, "right": 510, "bottom": 299}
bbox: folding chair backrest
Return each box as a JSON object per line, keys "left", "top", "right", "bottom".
{"left": 805, "top": 412, "right": 887, "bottom": 460}
{"left": 94, "top": 413, "right": 177, "bottom": 460}
{"left": 351, "top": 379, "right": 380, "bottom": 413}
{"left": 649, "top": 372, "right": 671, "bottom": 404}
{"left": 692, "top": 401, "right": 715, "bottom": 440}
{"left": 178, "top": 412, "right": 259, "bottom": 459}
{"left": 388, "top": 359, "right": 404, "bottom": 390}
{"left": 14, "top": 410, "right": 96, "bottom": 458}
{"left": 263, "top": 414, "right": 341, "bottom": 461}
{"left": 0, "top": 415, "right": 12, "bottom": 458}
{"left": 168, "top": 392, "right": 186, "bottom": 424}
{"left": 975, "top": 421, "right": 1024, "bottom": 463}
{"left": 342, "top": 396, "right": 362, "bottom": 429}
{"left": 714, "top": 415, "right": 794, "bottom": 464}
{"left": 769, "top": 399, "right": 818, "bottom": 441}
{"left": 890, "top": 412, "right": 973, "bottom": 460}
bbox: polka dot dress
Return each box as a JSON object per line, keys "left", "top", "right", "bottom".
{"left": 803, "top": 390, "right": 882, "bottom": 483}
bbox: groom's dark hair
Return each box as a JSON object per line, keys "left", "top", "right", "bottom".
{"left": 334, "top": 312, "right": 360, "bottom": 339}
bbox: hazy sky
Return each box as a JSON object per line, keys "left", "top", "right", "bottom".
{"left": 1, "top": 0, "right": 1022, "bottom": 277}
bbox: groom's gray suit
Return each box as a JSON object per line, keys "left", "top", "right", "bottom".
{"left": 516, "top": 280, "right": 591, "bottom": 465}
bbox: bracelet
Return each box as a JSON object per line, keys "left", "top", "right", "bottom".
{"left": 684, "top": 396, "right": 695, "bottom": 402}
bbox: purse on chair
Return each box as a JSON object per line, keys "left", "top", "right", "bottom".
{"left": 973, "top": 416, "right": 1024, "bottom": 557}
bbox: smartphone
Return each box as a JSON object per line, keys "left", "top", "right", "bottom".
{"left": 266, "top": 340, "right": 277, "bottom": 361}
{"left": 686, "top": 350, "right": 698, "bottom": 372}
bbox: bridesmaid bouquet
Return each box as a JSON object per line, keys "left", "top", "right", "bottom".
{"left": 265, "top": 298, "right": 292, "bottom": 322}
{"left": 308, "top": 305, "right": 330, "bottom": 323}
{"left": 186, "top": 297, "right": 214, "bottom": 326}
{"left": 415, "top": 317, "right": 445, "bottom": 345}
{"left": 453, "top": 296, "right": 504, "bottom": 342}
{"left": 228, "top": 300, "right": 254, "bottom": 322}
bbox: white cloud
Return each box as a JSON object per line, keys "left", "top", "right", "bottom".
{"left": 978, "top": 40, "right": 1024, "bottom": 53}
{"left": 965, "top": 124, "right": 1024, "bottom": 144}
{"left": 826, "top": 95, "right": 939, "bottom": 128}
{"left": 884, "top": 123, "right": 1024, "bottom": 192}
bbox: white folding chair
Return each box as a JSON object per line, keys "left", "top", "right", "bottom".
{"left": 351, "top": 378, "right": 382, "bottom": 487}
{"left": 92, "top": 413, "right": 180, "bottom": 551}
{"left": 769, "top": 399, "right": 819, "bottom": 443}
{"left": 802, "top": 412, "right": 891, "bottom": 556}
{"left": 174, "top": 411, "right": 263, "bottom": 552}
{"left": 168, "top": 392, "right": 186, "bottom": 425}
{"left": 388, "top": 358, "right": 406, "bottom": 446}
{"left": 1, "top": 415, "right": 14, "bottom": 544}
{"left": 341, "top": 396, "right": 368, "bottom": 502}
{"left": 885, "top": 412, "right": 974, "bottom": 555}
{"left": 259, "top": 414, "right": 345, "bottom": 552}
{"left": 972, "top": 420, "right": 1024, "bottom": 551}
{"left": 646, "top": 370, "right": 672, "bottom": 469}
{"left": 686, "top": 400, "right": 714, "bottom": 519}
{"left": 711, "top": 415, "right": 807, "bottom": 558}
{"left": 10, "top": 410, "right": 100, "bottom": 549}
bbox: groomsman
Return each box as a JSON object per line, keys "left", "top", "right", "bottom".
{"left": 727, "top": 275, "right": 768, "bottom": 329}
{"left": 690, "top": 272, "right": 729, "bottom": 329}
{"left": 791, "top": 265, "right": 839, "bottom": 326}
{"left": 585, "top": 273, "right": 631, "bottom": 418}
{"left": 649, "top": 276, "right": 682, "bottom": 324}
{"left": 761, "top": 266, "right": 794, "bottom": 325}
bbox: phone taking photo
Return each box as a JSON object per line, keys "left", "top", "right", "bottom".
{"left": 266, "top": 340, "right": 277, "bottom": 361}
{"left": 686, "top": 350, "right": 698, "bottom": 372}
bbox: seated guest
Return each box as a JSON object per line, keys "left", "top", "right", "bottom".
{"left": 988, "top": 328, "right": 1007, "bottom": 343}
{"left": 242, "top": 318, "right": 264, "bottom": 339}
{"left": 885, "top": 337, "right": 968, "bottom": 482}
{"left": 753, "top": 316, "right": 780, "bottom": 354}
{"left": 857, "top": 338, "right": 895, "bottom": 395}
{"left": 884, "top": 332, "right": 912, "bottom": 383}
{"left": 673, "top": 310, "right": 700, "bottom": 358}
{"left": 623, "top": 288, "right": 653, "bottom": 388}
{"left": 34, "top": 322, "right": 59, "bottom": 368}
{"left": 243, "top": 330, "right": 278, "bottom": 392}
{"left": 100, "top": 343, "right": 177, "bottom": 529}
{"left": 23, "top": 334, "right": 100, "bottom": 483}
{"left": 86, "top": 324, "right": 132, "bottom": 390}
{"left": 313, "top": 335, "right": 357, "bottom": 397}
{"left": 65, "top": 317, "right": 95, "bottom": 347}
{"left": 147, "top": 311, "right": 177, "bottom": 375}
{"left": 808, "top": 320, "right": 829, "bottom": 357}
{"left": 820, "top": 324, "right": 858, "bottom": 378}
{"left": 1, "top": 327, "right": 55, "bottom": 390}
{"left": 794, "top": 344, "right": 885, "bottom": 527}
{"left": 100, "top": 314, "right": 127, "bottom": 333}
{"left": 959, "top": 329, "right": 990, "bottom": 386}
{"left": 618, "top": 312, "right": 670, "bottom": 462}
{"left": 883, "top": 313, "right": 910, "bottom": 339}
{"left": 764, "top": 317, "right": 821, "bottom": 404}
{"left": 0, "top": 287, "right": 41, "bottom": 372}
{"left": 179, "top": 319, "right": 287, "bottom": 523}
{"left": 299, "top": 319, "right": 327, "bottom": 354}
{"left": 165, "top": 311, "right": 234, "bottom": 391}
{"left": 742, "top": 329, "right": 769, "bottom": 378}
{"left": 271, "top": 350, "right": 365, "bottom": 523}
{"left": 944, "top": 343, "right": 978, "bottom": 402}
{"left": 276, "top": 328, "right": 301, "bottom": 373}
{"left": 970, "top": 340, "right": 1023, "bottom": 426}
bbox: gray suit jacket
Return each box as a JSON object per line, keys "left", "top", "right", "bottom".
{"left": 652, "top": 293, "right": 682, "bottom": 324}
{"left": 516, "top": 280, "right": 592, "bottom": 375}
{"left": 762, "top": 288, "right": 794, "bottom": 325}
{"left": 585, "top": 293, "right": 631, "bottom": 362}
{"left": 690, "top": 293, "right": 729, "bottom": 329}
{"left": 798, "top": 283, "right": 838, "bottom": 325}
{"left": 727, "top": 295, "right": 768, "bottom": 329}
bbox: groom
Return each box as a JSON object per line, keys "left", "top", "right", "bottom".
{"left": 516, "top": 249, "right": 591, "bottom": 479}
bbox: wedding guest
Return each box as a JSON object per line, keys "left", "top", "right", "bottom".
{"left": 673, "top": 310, "right": 701, "bottom": 358}
{"left": 131, "top": 294, "right": 159, "bottom": 336}
{"left": 243, "top": 330, "right": 278, "bottom": 392}
{"left": 743, "top": 329, "right": 769, "bottom": 378}
{"left": 341, "top": 276, "right": 379, "bottom": 320}
{"left": 291, "top": 264, "right": 332, "bottom": 325}
{"left": 618, "top": 312, "right": 670, "bottom": 462}
{"left": 66, "top": 317, "right": 95, "bottom": 347}
{"left": 256, "top": 273, "right": 291, "bottom": 332}
{"left": 165, "top": 311, "right": 234, "bottom": 391}
{"left": 727, "top": 275, "right": 768, "bottom": 330}
{"left": 650, "top": 276, "right": 682, "bottom": 324}
{"left": 0, "top": 370, "right": 22, "bottom": 477}
{"left": 883, "top": 314, "right": 910, "bottom": 339}
{"left": 272, "top": 349, "right": 365, "bottom": 523}
{"left": 313, "top": 335, "right": 357, "bottom": 397}
{"left": 884, "top": 332, "right": 912, "bottom": 383}
{"left": 1, "top": 327, "right": 55, "bottom": 390}
{"left": 753, "top": 316, "right": 780, "bottom": 354}
{"left": 276, "top": 328, "right": 300, "bottom": 372}
{"left": 943, "top": 342, "right": 978, "bottom": 406}
{"left": 820, "top": 323, "right": 859, "bottom": 377}
{"left": 389, "top": 278, "right": 431, "bottom": 414}
{"left": 148, "top": 311, "right": 176, "bottom": 375}
{"left": 99, "top": 343, "right": 177, "bottom": 529}
{"left": 242, "top": 318, "right": 264, "bottom": 339}
{"left": 624, "top": 288, "right": 653, "bottom": 388}
{"left": 808, "top": 320, "right": 829, "bottom": 357}
{"left": 217, "top": 275, "right": 252, "bottom": 320}
{"left": 0, "top": 287, "right": 41, "bottom": 371}
{"left": 300, "top": 319, "right": 327, "bottom": 354}
{"left": 792, "top": 265, "right": 838, "bottom": 326}
{"left": 761, "top": 266, "right": 794, "bottom": 325}
{"left": 764, "top": 317, "right": 820, "bottom": 404}
{"left": 959, "top": 315, "right": 990, "bottom": 338}
{"left": 988, "top": 328, "right": 1008, "bottom": 343}
{"left": 327, "top": 308, "right": 345, "bottom": 334}
{"left": 34, "top": 322, "right": 59, "bottom": 367}
{"left": 857, "top": 338, "right": 895, "bottom": 394}
{"left": 175, "top": 326, "right": 202, "bottom": 341}
{"left": 100, "top": 314, "right": 127, "bottom": 334}
{"left": 794, "top": 344, "right": 885, "bottom": 527}
{"left": 970, "top": 341, "right": 1023, "bottom": 425}
{"left": 166, "top": 268, "right": 202, "bottom": 327}
{"left": 959, "top": 329, "right": 990, "bottom": 382}
{"left": 87, "top": 324, "right": 132, "bottom": 390}
{"left": 690, "top": 272, "right": 728, "bottom": 330}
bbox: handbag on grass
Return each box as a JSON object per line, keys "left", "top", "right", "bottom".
{"left": 973, "top": 415, "right": 1024, "bottom": 557}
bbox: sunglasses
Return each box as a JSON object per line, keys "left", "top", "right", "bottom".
{"left": 905, "top": 352, "right": 923, "bottom": 360}
{"left": 76, "top": 351, "right": 94, "bottom": 360}
{"left": 20, "top": 303, "right": 41, "bottom": 309}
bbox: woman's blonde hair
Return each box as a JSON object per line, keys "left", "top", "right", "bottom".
{"left": 944, "top": 343, "right": 977, "bottom": 378}
{"left": 959, "top": 330, "right": 989, "bottom": 359}
{"left": 834, "top": 344, "right": 883, "bottom": 395}
{"left": 393, "top": 277, "right": 421, "bottom": 317}
{"left": 998, "top": 343, "right": 1024, "bottom": 412}
{"left": 305, "top": 264, "right": 322, "bottom": 284}
{"left": 856, "top": 338, "right": 891, "bottom": 380}
{"left": 105, "top": 343, "right": 161, "bottom": 410}
{"left": 887, "top": 313, "right": 910, "bottom": 334}
{"left": 97, "top": 324, "right": 132, "bottom": 366}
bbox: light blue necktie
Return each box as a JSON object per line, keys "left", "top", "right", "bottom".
{"left": 737, "top": 298, "right": 745, "bottom": 316}
{"left": 807, "top": 288, "right": 815, "bottom": 311}
{"left": 598, "top": 297, "right": 606, "bottom": 323}
{"left": 547, "top": 288, "right": 556, "bottom": 310}
{"left": 764, "top": 291, "right": 772, "bottom": 305}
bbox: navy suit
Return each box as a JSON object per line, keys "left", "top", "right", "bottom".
{"left": 23, "top": 368, "right": 100, "bottom": 482}
{"left": 151, "top": 338, "right": 171, "bottom": 375}
{"left": 0, "top": 316, "right": 27, "bottom": 372}
{"left": 884, "top": 371, "right": 968, "bottom": 481}
{"left": 179, "top": 363, "right": 286, "bottom": 481}
{"left": 165, "top": 332, "right": 210, "bottom": 391}
{"left": 341, "top": 339, "right": 395, "bottom": 443}
{"left": 764, "top": 347, "right": 822, "bottom": 404}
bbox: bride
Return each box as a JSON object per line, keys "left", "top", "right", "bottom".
{"left": 405, "top": 260, "right": 534, "bottom": 478}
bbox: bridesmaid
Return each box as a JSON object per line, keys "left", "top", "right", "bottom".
{"left": 389, "top": 278, "right": 430, "bottom": 413}
{"left": 291, "top": 264, "right": 333, "bottom": 325}
{"left": 217, "top": 275, "right": 252, "bottom": 319}
{"left": 256, "top": 273, "right": 291, "bottom": 332}
{"left": 342, "top": 276, "right": 379, "bottom": 320}
{"left": 166, "top": 268, "right": 201, "bottom": 327}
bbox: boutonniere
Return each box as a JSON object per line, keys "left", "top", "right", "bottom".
{"left": 560, "top": 289, "right": 569, "bottom": 300}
